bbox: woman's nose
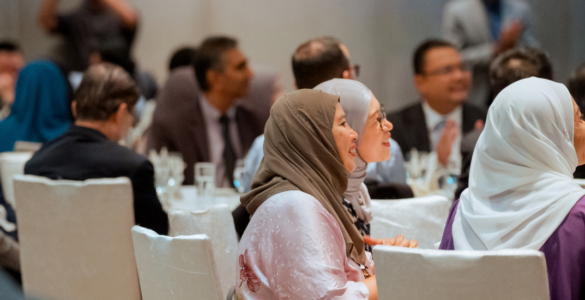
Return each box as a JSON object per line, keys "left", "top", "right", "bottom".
{"left": 385, "top": 119, "right": 393, "bottom": 131}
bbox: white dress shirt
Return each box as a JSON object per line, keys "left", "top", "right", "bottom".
{"left": 422, "top": 101, "right": 462, "bottom": 172}
{"left": 199, "top": 95, "right": 243, "bottom": 187}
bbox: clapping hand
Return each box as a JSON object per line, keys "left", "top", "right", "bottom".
{"left": 364, "top": 235, "right": 418, "bottom": 248}
{"left": 437, "top": 119, "right": 459, "bottom": 167}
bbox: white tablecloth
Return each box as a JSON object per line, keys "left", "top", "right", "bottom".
{"left": 165, "top": 186, "right": 242, "bottom": 212}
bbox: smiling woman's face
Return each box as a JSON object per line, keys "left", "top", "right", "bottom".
{"left": 357, "top": 93, "right": 393, "bottom": 163}
{"left": 332, "top": 103, "right": 358, "bottom": 172}
{"left": 573, "top": 97, "right": 585, "bottom": 165}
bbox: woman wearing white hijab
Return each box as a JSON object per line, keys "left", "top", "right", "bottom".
{"left": 315, "top": 79, "right": 417, "bottom": 250}
{"left": 439, "top": 77, "right": 585, "bottom": 300}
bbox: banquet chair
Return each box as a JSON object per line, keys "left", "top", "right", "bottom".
{"left": 169, "top": 204, "right": 238, "bottom": 300}
{"left": 14, "top": 175, "right": 140, "bottom": 300}
{"left": 0, "top": 151, "right": 33, "bottom": 209}
{"left": 373, "top": 246, "right": 549, "bottom": 300}
{"left": 132, "top": 226, "right": 223, "bottom": 300}
{"left": 370, "top": 195, "right": 451, "bottom": 249}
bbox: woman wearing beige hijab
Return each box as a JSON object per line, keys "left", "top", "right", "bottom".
{"left": 237, "top": 89, "right": 377, "bottom": 299}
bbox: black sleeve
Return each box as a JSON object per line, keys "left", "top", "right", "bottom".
{"left": 131, "top": 160, "right": 168, "bottom": 235}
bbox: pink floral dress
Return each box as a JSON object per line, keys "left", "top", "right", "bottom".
{"left": 236, "top": 190, "right": 373, "bottom": 299}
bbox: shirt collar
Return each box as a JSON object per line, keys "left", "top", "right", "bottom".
{"left": 422, "top": 100, "right": 463, "bottom": 131}
{"left": 199, "top": 94, "right": 237, "bottom": 120}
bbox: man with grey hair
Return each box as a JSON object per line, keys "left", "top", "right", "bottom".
{"left": 25, "top": 63, "right": 168, "bottom": 235}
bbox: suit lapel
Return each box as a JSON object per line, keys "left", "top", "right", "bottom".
{"left": 405, "top": 103, "right": 431, "bottom": 153}
{"left": 192, "top": 96, "right": 210, "bottom": 162}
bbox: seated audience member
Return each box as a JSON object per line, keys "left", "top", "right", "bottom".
{"left": 242, "top": 37, "right": 406, "bottom": 193}
{"left": 25, "top": 63, "right": 168, "bottom": 235}
{"left": 234, "top": 37, "right": 407, "bottom": 238}
{"left": 0, "top": 41, "right": 25, "bottom": 120}
{"left": 440, "top": 77, "right": 585, "bottom": 300}
{"left": 38, "top": 0, "right": 138, "bottom": 73}
{"left": 569, "top": 62, "right": 585, "bottom": 178}
{"left": 316, "top": 79, "right": 417, "bottom": 251}
{"left": 238, "top": 90, "right": 376, "bottom": 299}
{"left": 455, "top": 47, "right": 553, "bottom": 198}
{"left": 0, "top": 60, "right": 72, "bottom": 153}
{"left": 388, "top": 39, "right": 486, "bottom": 171}
{"left": 148, "top": 36, "right": 266, "bottom": 186}
{"left": 168, "top": 47, "right": 197, "bottom": 72}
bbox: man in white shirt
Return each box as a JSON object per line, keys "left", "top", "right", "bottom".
{"left": 388, "top": 39, "right": 486, "bottom": 171}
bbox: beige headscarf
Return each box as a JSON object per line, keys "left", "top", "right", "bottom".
{"left": 241, "top": 89, "right": 366, "bottom": 265}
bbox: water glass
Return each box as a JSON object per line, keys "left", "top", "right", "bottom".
{"left": 195, "top": 162, "right": 216, "bottom": 197}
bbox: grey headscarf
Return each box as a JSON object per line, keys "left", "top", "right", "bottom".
{"left": 315, "top": 79, "right": 374, "bottom": 223}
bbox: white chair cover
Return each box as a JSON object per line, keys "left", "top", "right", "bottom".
{"left": 373, "top": 246, "right": 549, "bottom": 300}
{"left": 132, "top": 226, "right": 223, "bottom": 300}
{"left": 169, "top": 204, "right": 238, "bottom": 299}
{"left": 370, "top": 195, "right": 451, "bottom": 249}
{"left": 14, "top": 175, "right": 140, "bottom": 300}
{"left": 0, "top": 152, "right": 33, "bottom": 209}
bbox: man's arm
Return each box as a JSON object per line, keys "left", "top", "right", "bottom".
{"left": 101, "top": 0, "right": 138, "bottom": 29}
{"left": 131, "top": 160, "right": 169, "bottom": 235}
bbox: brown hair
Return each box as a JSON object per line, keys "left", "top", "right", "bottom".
{"left": 74, "top": 63, "right": 139, "bottom": 121}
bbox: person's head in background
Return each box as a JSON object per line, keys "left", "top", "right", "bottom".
{"left": 489, "top": 46, "right": 553, "bottom": 104}
{"left": 169, "top": 47, "right": 197, "bottom": 72}
{"left": 193, "top": 36, "right": 253, "bottom": 114}
{"left": 0, "top": 41, "right": 25, "bottom": 107}
{"left": 73, "top": 63, "right": 139, "bottom": 142}
{"left": 291, "top": 36, "right": 359, "bottom": 89}
{"left": 413, "top": 39, "right": 472, "bottom": 115}
{"left": 568, "top": 62, "right": 585, "bottom": 113}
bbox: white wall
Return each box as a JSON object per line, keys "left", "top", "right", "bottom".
{"left": 1, "top": 0, "right": 584, "bottom": 111}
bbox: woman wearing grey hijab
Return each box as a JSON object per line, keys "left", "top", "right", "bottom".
{"left": 315, "top": 79, "right": 416, "bottom": 250}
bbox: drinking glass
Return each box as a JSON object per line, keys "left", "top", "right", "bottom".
{"left": 195, "top": 162, "right": 216, "bottom": 198}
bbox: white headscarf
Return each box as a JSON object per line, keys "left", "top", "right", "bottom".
{"left": 315, "top": 79, "right": 374, "bottom": 223}
{"left": 453, "top": 77, "right": 585, "bottom": 251}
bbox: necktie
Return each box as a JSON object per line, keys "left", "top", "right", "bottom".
{"left": 219, "top": 115, "right": 236, "bottom": 188}
{"left": 431, "top": 118, "right": 447, "bottom": 151}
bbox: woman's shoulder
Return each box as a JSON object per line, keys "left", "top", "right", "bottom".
{"left": 263, "top": 190, "right": 322, "bottom": 210}
{"left": 565, "top": 195, "right": 585, "bottom": 222}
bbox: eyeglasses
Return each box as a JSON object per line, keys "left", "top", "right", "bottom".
{"left": 377, "top": 103, "right": 387, "bottom": 131}
{"left": 425, "top": 62, "right": 471, "bottom": 77}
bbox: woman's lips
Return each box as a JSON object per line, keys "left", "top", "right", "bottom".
{"left": 349, "top": 145, "right": 357, "bottom": 157}
{"left": 382, "top": 141, "right": 391, "bottom": 147}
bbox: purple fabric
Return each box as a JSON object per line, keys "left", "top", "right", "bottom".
{"left": 440, "top": 196, "right": 585, "bottom": 300}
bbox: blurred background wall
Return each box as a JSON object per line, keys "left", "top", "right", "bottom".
{"left": 0, "top": 0, "right": 584, "bottom": 112}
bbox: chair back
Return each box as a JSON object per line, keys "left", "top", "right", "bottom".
{"left": 14, "top": 175, "right": 140, "bottom": 300}
{"left": 0, "top": 152, "right": 33, "bottom": 209}
{"left": 169, "top": 204, "right": 238, "bottom": 299}
{"left": 373, "top": 246, "right": 549, "bottom": 300}
{"left": 132, "top": 226, "right": 223, "bottom": 300}
{"left": 370, "top": 195, "right": 450, "bottom": 249}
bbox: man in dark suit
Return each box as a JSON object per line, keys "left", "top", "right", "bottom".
{"left": 25, "top": 63, "right": 168, "bottom": 235}
{"left": 388, "top": 39, "right": 486, "bottom": 168}
{"left": 148, "top": 36, "right": 263, "bottom": 187}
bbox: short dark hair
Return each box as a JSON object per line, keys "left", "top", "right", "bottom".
{"left": 169, "top": 47, "right": 197, "bottom": 71}
{"left": 193, "top": 36, "right": 237, "bottom": 91}
{"left": 291, "top": 36, "right": 350, "bottom": 89}
{"left": 413, "top": 39, "right": 457, "bottom": 75}
{"left": 75, "top": 63, "right": 139, "bottom": 121}
{"left": 0, "top": 41, "right": 20, "bottom": 53}
{"left": 489, "top": 47, "right": 553, "bottom": 97}
{"left": 569, "top": 62, "right": 585, "bottom": 109}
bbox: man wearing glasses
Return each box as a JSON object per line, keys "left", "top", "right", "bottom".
{"left": 388, "top": 39, "right": 486, "bottom": 171}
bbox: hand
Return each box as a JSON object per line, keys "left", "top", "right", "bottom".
{"left": 364, "top": 235, "right": 418, "bottom": 248}
{"left": 495, "top": 21, "right": 522, "bottom": 54}
{"left": 437, "top": 119, "right": 459, "bottom": 167}
{"left": 0, "top": 73, "right": 15, "bottom": 105}
{"left": 474, "top": 119, "right": 484, "bottom": 131}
